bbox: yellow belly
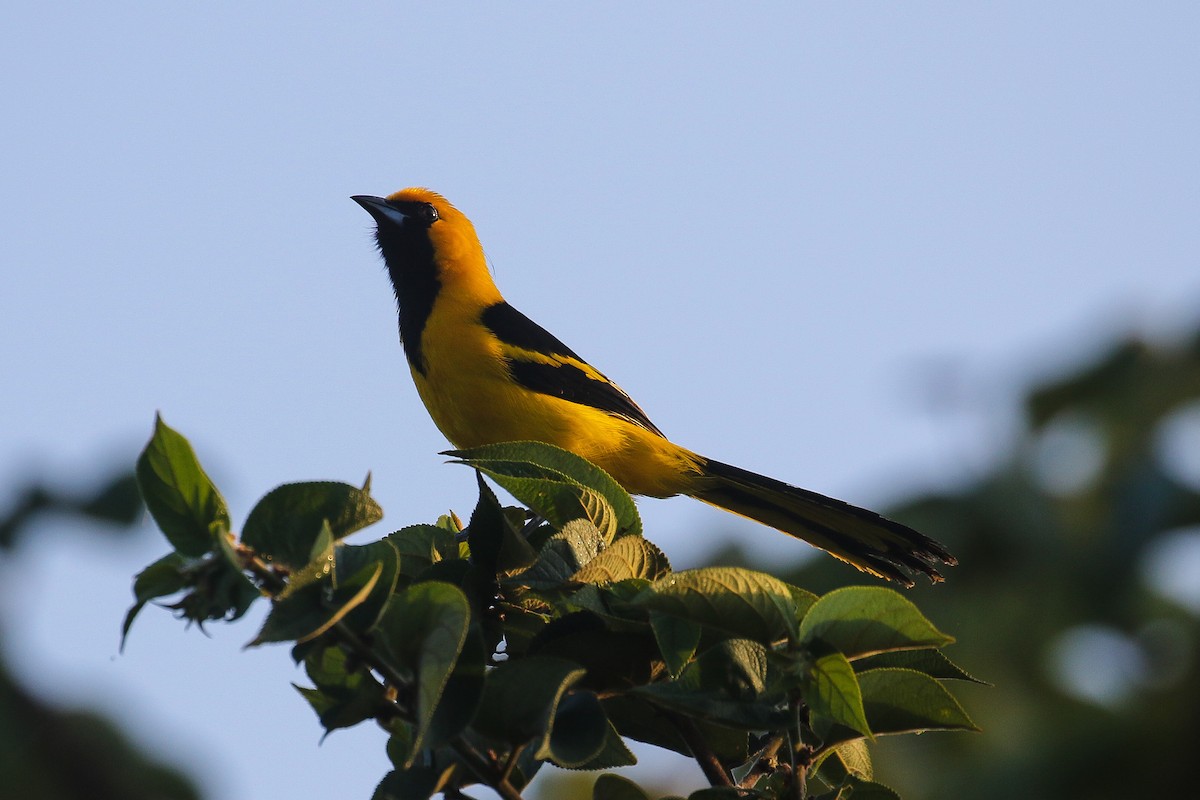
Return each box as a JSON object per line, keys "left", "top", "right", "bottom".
{"left": 411, "top": 308, "right": 701, "bottom": 497}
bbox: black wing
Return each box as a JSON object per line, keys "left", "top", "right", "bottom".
{"left": 480, "top": 302, "right": 665, "bottom": 437}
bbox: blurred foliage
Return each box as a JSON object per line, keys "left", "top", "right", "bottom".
{"left": 0, "top": 470, "right": 142, "bottom": 551}
{"left": 730, "top": 328, "right": 1200, "bottom": 800}
{"left": 0, "top": 468, "right": 202, "bottom": 800}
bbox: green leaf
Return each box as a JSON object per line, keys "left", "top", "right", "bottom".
{"left": 857, "top": 668, "right": 980, "bottom": 735}
{"left": 387, "top": 524, "right": 459, "bottom": 582}
{"left": 423, "top": 623, "right": 487, "bottom": 749}
{"left": 839, "top": 775, "right": 901, "bottom": 799}
{"left": 141, "top": 536, "right": 258, "bottom": 632}
{"left": 372, "top": 764, "right": 455, "bottom": 800}
{"left": 434, "top": 511, "right": 464, "bottom": 534}
{"left": 528, "top": 612, "right": 657, "bottom": 690}
{"left": 854, "top": 648, "right": 987, "bottom": 684}
{"left": 466, "top": 472, "right": 538, "bottom": 575}
{"left": 296, "top": 643, "right": 386, "bottom": 733}
{"left": 633, "top": 567, "right": 800, "bottom": 645}
{"left": 570, "top": 720, "right": 638, "bottom": 771}
{"left": 473, "top": 655, "right": 587, "bottom": 748}
{"left": 633, "top": 640, "right": 790, "bottom": 730}
{"left": 210, "top": 527, "right": 261, "bottom": 621}
{"left": 649, "top": 612, "right": 701, "bottom": 678}
{"left": 496, "top": 594, "right": 554, "bottom": 658}
{"left": 593, "top": 773, "right": 651, "bottom": 800}
{"left": 572, "top": 535, "right": 671, "bottom": 584}
{"left": 787, "top": 583, "right": 820, "bottom": 623}
{"left": 121, "top": 552, "right": 188, "bottom": 646}
{"left": 805, "top": 649, "right": 871, "bottom": 739}
{"left": 242, "top": 481, "right": 383, "bottom": 569}
{"left": 250, "top": 559, "right": 381, "bottom": 646}
{"left": 543, "top": 689, "right": 610, "bottom": 767}
{"left": 135, "top": 414, "right": 229, "bottom": 556}
{"left": 335, "top": 540, "right": 401, "bottom": 634}
{"left": 384, "top": 722, "right": 413, "bottom": 771}
{"left": 799, "top": 586, "right": 953, "bottom": 659}
{"left": 602, "top": 695, "right": 748, "bottom": 764}
{"left": 446, "top": 440, "right": 642, "bottom": 539}
{"left": 277, "top": 521, "right": 336, "bottom": 598}
{"left": 514, "top": 519, "right": 605, "bottom": 589}
{"left": 810, "top": 737, "right": 873, "bottom": 783}
{"left": 376, "top": 582, "right": 471, "bottom": 756}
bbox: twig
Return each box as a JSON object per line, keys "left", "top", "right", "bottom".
{"left": 790, "top": 697, "right": 808, "bottom": 800}
{"left": 663, "top": 711, "right": 733, "bottom": 787}
{"left": 499, "top": 743, "right": 527, "bottom": 786}
{"left": 739, "top": 734, "right": 786, "bottom": 789}
{"left": 451, "top": 739, "right": 524, "bottom": 800}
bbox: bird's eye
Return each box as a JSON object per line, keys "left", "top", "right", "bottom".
{"left": 421, "top": 204, "right": 440, "bottom": 224}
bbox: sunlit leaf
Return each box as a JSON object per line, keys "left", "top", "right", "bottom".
{"left": 446, "top": 440, "right": 642, "bottom": 539}
{"left": 857, "top": 668, "right": 980, "bottom": 735}
{"left": 573, "top": 535, "right": 671, "bottom": 584}
{"left": 806, "top": 649, "right": 871, "bottom": 739}
{"left": 634, "top": 567, "right": 800, "bottom": 644}
{"left": 799, "top": 586, "right": 952, "bottom": 659}
{"left": 515, "top": 519, "right": 605, "bottom": 589}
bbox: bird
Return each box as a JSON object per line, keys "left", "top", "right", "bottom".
{"left": 353, "top": 188, "right": 955, "bottom": 586}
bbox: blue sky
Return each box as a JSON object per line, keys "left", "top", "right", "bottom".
{"left": 2, "top": 4, "right": 1198, "bottom": 798}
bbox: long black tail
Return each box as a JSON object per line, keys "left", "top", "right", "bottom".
{"left": 689, "top": 457, "right": 955, "bottom": 586}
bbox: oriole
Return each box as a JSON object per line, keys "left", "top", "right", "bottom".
{"left": 354, "top": 188, "right": 955, "bottom": 585}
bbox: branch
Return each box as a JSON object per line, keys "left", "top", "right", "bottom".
{"left": 451, "top": 739, "right": 525, "bottom": 800}
{"left": 663, "top": 711, "right": 733, "bottom": 788}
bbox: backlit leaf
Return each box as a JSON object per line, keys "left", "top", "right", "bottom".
{"left": 799, "top": 586, "right": 952, "bottom": 659}
{"left": 135, "top": 415, "right": 228, "bottom": 557}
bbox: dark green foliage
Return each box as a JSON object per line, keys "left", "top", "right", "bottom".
{"left": 127, "top": 421, "right": 976, "bottom": 799}
{"left": 0, "top": 460, "right": 201, "bottom": 800}
{"left": 769, "top": 331, "right": 1200, "bottom": 799}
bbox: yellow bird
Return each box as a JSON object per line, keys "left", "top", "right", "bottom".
{"left": 354, "top": 188, "right": 955, "bottom": 585}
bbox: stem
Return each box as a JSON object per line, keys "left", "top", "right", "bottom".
{"left": 499, "top": 743, "right": 527, "bottom": 786}
{"left": 664, "top": 711, "right": 733, "bottom": 788}
{"left": 790, "top": 696, "right": 808, "bottom": 800}
{"left": 238, "top": 549, "right": 287, "bottom": 594}
{"left": 451, "top": 739, "right": 524, "bottom": 800}
{"left": 738, "top": 734, "right": 786, "bottom": 789}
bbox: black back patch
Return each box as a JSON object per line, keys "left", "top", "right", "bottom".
{"left": 482, "top": 302, "right": 665, "bottom": 437}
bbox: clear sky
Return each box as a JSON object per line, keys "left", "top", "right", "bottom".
{"left": 2, "top": 4, "right": 1198, "bottom": 799}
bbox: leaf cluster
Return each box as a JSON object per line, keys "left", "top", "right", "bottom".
{"left": 126, "top": 418, "right": 978, "bottom": 800}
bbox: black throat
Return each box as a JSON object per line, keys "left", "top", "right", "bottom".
{"left": 375, "top": 222, "right": 440, "bottom": 375}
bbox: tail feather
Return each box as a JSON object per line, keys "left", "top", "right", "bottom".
{"left": 690, "top": 457, "right": 955, "bottom": 586}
